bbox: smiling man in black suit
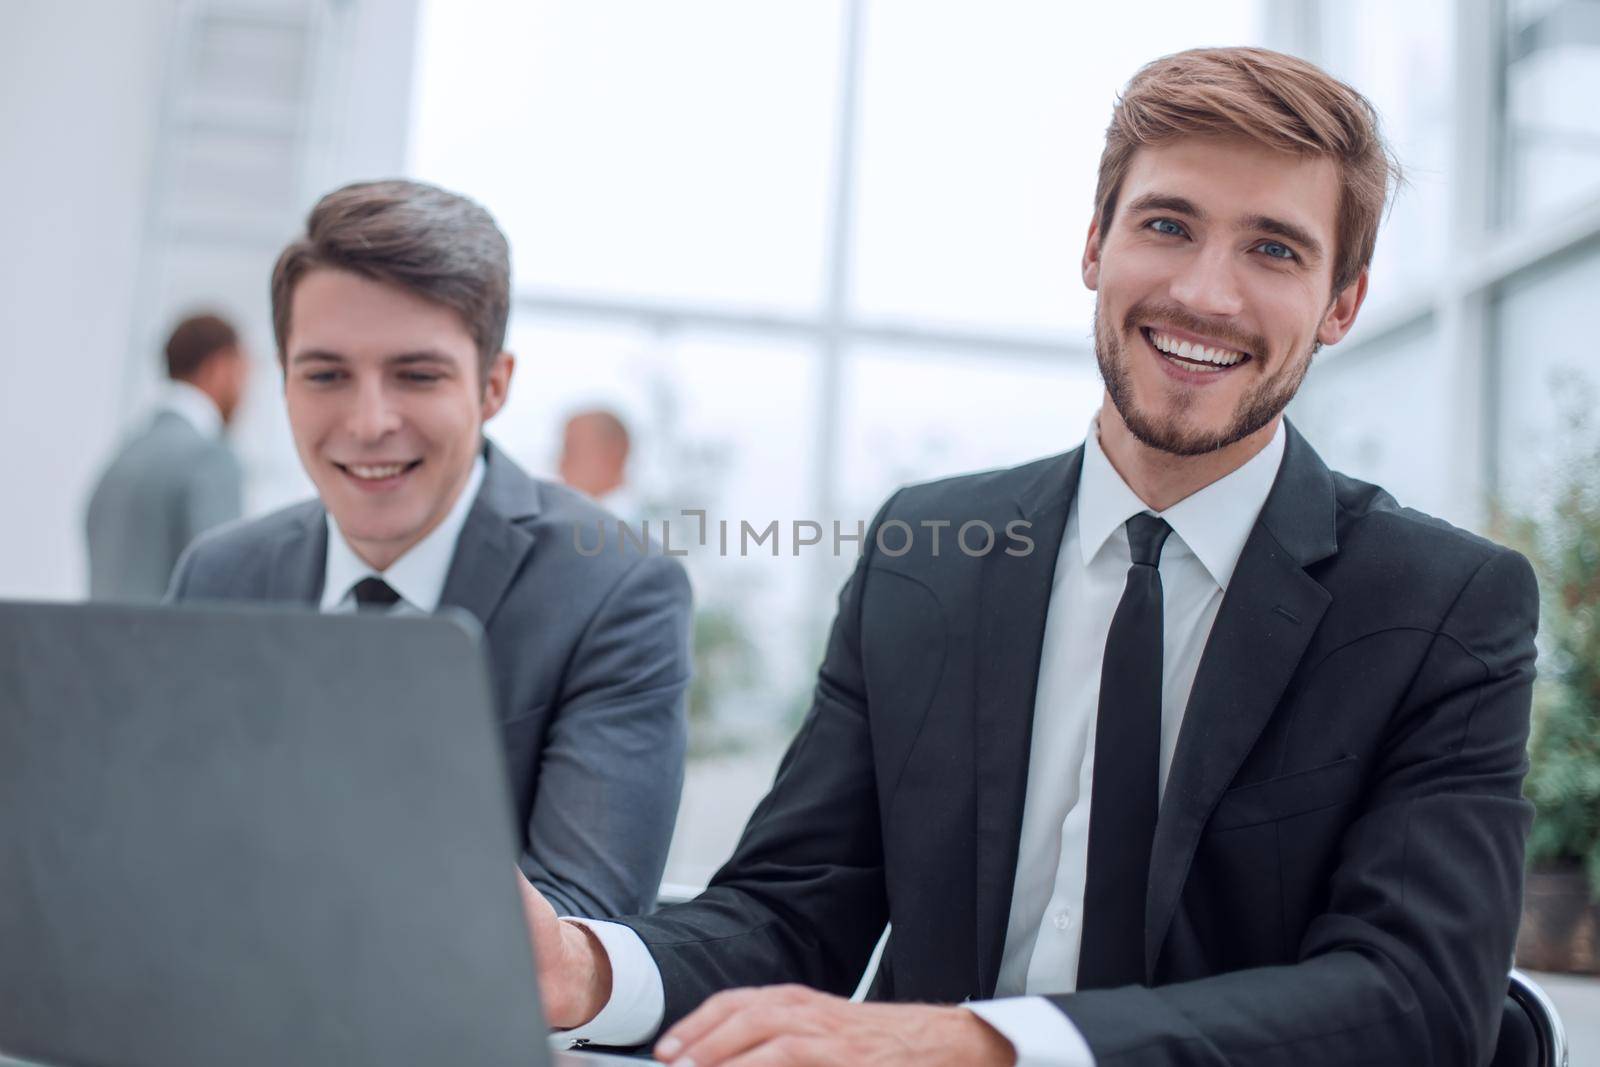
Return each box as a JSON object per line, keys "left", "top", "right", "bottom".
{"left": 518, "top": 48, "right": 1538, "bottom": 1067}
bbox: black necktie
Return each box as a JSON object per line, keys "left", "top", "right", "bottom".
{"left": 351, "top": 576, "right": 401, "bottom": 613}
{"left": 1077, "top": 512, "right": 1172, "bottom": 990}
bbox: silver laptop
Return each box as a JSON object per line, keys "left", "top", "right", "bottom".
{"left": 0, "top": 601, "right": 639, "bottom": 1066}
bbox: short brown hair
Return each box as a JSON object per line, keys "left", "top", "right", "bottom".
{"left": 270, "top": 179, "right": 511, "bottom": 380}
{"left": 1094, "top": 47, "right": 1400, "bottom": 296}
{"left": 165, "top": 313, "right": 238, "bottom": 381}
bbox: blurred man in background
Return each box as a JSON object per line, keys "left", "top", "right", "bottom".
{"left": 85, "top": 312, "right": 247, "bottom": 601}
{"left": 558, "top": 407, "right": 638, "bottom": 520}
{"left": 168, "top": 180, "right": 692, "bottom": 920}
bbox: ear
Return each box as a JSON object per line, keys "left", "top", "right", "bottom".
{"left": 1317, "top": 268, "right": 1369, "bottom": 347}
{"left": 480, "top": 351, "right": 515, "bottom": 422}
{"left": 1081, "top": 216, "right": 1103, "bottom": 291}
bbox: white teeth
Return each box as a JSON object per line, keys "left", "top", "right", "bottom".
{"left": 1148, "top": 329, "right": 1245, "bottom": 367}
{"left": 348, "top": 463, "right": 409, "bottom": 480}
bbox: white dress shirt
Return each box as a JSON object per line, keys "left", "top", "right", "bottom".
{"left": 565, "top": 420, "right": 1286, "bottom": 1065}
{"left": 161, "top": 379, "right": 224, "bottom": 439}
{"left": 319, "top": 455, "right": 486, "bottom": 615}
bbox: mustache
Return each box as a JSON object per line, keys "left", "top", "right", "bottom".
{"left": 1120, "top": 301, "right": 1266, "bottom": 358}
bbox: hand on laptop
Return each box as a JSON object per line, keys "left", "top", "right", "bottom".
{"left": 515, "top": 870, "right": 612, "bottom": 1029}
{"left": 651, "top": 985, "right": 1015, "bottom": 1067}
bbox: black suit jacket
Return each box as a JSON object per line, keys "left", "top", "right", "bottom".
{"left": 168, "top": 442, "right": 694, "bottom": 920}
{"left": 620, "top": 424, "right": 1538, "bottom": 1065}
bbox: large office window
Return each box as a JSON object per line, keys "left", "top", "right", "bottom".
{"left": 1313, "top": 0, "right": 1454, "bottom": 299}
{"left": 1290, "top": 0, "right": 1600, "bottom": 540}
{"left": 1492, "top": 242, "right": 1600, "bottom": 510}
{"left": 408, "top": 0, "right": 1600, "bottom": 882}
{"left": 412, "top": 1, "right": 841, "bottom": 313}
{"left": 409, "top": 0, "right": 1267, "bottom": 880}
{"left": 1502, "top": 0, "right": 1600, "bottom": 224}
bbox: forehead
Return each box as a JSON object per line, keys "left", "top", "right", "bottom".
{"left": 286, "top": 268, "right": 476, "bottom": 362}
{"left": 1115, "top": 135, "right": 1341, "bottom": 245}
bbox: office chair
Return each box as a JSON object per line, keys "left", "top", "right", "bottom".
{"left": 1493, "top": 969, "right": 1568, "bottom": 1067}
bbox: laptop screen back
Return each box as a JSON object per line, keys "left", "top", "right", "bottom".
{"left": 0, "top": 602, "right": 549, "bottom": 1067}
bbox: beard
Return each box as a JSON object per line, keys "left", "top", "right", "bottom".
{"left": 1093, "top": 297, "right": 1315, "bottom": 457}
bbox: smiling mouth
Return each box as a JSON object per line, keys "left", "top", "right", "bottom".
{"left": 335, "top": 460, "right": 423, "bottom": 482}
{"left": 1140, "top": 327, "right": 1252, "bottom": 373}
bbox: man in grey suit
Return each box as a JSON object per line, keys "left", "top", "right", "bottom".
{"left": 86, "top": 313, "right": 248, "bottom": 600}
{"left": 167, "top": 179, "right": 693, "bottom": 920}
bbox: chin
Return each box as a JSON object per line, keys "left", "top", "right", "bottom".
{"left": 328, "top": 507, "right": 413, "bottom": 544}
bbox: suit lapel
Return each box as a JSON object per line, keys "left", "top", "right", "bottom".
{"left": 271, "top": 506, "right": 327, "bottom": 604}
{"left": 1143, "top": 423, "right": 1339, "bottom": 976}
{"left": 437, "top": 442, "right": 541, "bottom": 631}
{"left": 973, "top": 448, "right": 1082, "bottom": 998}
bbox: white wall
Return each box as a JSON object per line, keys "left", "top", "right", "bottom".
{"left": 0, "top": 0, "right": 171, "bottom": 600}
{"left": 0, "top": 0, "right": 420, "bottom": 600}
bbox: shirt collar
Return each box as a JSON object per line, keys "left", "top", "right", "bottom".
{"left": 320, "top": 454, "right": 487, "bottom": 612}
{"left": 1076, "top": 417, "right": 1286, "bottom": 590}
{"left": 162, "top": 380, "right": 224, "bottom": 439}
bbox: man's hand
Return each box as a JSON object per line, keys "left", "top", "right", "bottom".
{"left": 651, "top": 985, "right": 1016, "bottom": 1066}
{"left": 514, "top": 869, "right": 612, "bottom": 1029}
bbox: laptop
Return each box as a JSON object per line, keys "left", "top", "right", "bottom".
{"left": 0, "top": 601, "right": 641, "bottom": 1066}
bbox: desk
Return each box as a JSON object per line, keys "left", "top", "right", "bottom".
{"left": 0, "top": 1036, "right": 646, "bottom": 1066}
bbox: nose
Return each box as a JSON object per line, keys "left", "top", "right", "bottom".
{"left": 346, "top": 377, "right": 402, "bottom": 442}
{"left": 1168, "top": 239, "right": 1245, "bottom": 319}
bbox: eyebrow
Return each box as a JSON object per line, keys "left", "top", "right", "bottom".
{"left": 1241, "top": 213, "right": 1325, "bottom": 263}
{"left": 1125, "top": 193, "right": 1204, "bottom": 219}
{"left": 1125, "top": 193, "right": 1325, "bottom": 263}
{"left": 290, "top": 349, "right": 345, "bottom": 366}
{"left": 389, "top": 351, "right": 457, "bottom": 369}
{"left": 288, "top": 349, "right": 458, "bottom": 368}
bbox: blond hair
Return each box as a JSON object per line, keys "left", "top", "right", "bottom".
{"left": 1095, "top": 47, "right": 1400, "bottom": 295}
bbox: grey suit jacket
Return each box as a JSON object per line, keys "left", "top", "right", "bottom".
{"left": 86, "top": 411, "right": 242, "bottom": 601}
{"left": 166, "top": 441, "right": 693, "bottom": 919}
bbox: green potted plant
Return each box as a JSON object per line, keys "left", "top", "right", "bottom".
{"left": 1506, "top": 387, "right": 1600, "bottom": 975}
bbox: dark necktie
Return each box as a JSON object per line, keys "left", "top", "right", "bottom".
{"left": 351, "top": 576, "right": 401, "bottom": 613}
{"left": 1077, "top": 512, "right": 1172, "bottom": 990}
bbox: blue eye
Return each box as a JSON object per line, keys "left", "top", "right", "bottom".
{"left": 1149, "top": 218, "right": 1186, "bottom": 237}
{"left": 1258, "top": 241, "right": 1296, "bottom": 261}
{"left": 306, "top": 371, "right": 343, "bottom": 384}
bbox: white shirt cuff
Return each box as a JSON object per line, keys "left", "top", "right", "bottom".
{"left": 556, "top": 918, "right": 666, "bottom": 1048}
{"left": 966, "top": 996, "right": 1096, "bottom": 1067}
